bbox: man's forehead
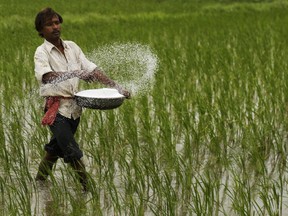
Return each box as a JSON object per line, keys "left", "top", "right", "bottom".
{"left": 44, "top": 15, "right": 60, "bottom": 23}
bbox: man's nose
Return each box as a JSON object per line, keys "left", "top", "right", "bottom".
{"left": 52, "top": 23, "right": 59, "bottom": 29}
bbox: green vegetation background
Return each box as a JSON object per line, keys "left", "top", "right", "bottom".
{"left": 1, "top": 0, "right": 288, "bottom": 215}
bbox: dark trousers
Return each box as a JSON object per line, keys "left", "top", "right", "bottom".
{"left": 45, "top": 114, "right": 83, "bottom": 163}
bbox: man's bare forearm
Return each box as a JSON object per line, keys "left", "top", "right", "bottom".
{"left": 42, "top": 71, "right": 80, "bottom": 84}
{"left": 91, "top": 69, "right": 131, "bottom": 98}
{"left": 91, "top": 69, "right": 118, "bottom": 87}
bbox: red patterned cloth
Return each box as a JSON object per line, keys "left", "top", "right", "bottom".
{"left": 41, "top": 97, "right": 61, "bottom": 126}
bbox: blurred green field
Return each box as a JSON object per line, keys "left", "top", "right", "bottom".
{"left": 1, "top": 0, "right": 288, "bottom": 215}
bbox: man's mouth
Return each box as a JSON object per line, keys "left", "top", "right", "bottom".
{"left": 52, "top": 31, "right": 60, "bottom": 36}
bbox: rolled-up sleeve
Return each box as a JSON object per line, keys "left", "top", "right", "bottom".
{"left": 34, "top": 48, "right": 52, "bottom": 82}
{"left": 79, "top": 48, "right": 97, "bottom": 72}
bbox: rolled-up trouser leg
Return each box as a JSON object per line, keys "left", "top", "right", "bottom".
{"left": 35, "top": 152, "right": 58, "bottom": 181}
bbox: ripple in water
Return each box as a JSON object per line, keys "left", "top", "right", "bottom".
{"left": 88, "top": 42, "right": 159, "bottom": 95}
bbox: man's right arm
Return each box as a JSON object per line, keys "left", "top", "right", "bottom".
{"left": 42, "top": 71, "right": 78, "bottom": 84}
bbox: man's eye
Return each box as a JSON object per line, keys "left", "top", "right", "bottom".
{"left": 45, "top": 21, "right": 60, "bottom": 27}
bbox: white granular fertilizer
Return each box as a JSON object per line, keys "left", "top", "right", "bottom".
{"left": 87, "top": 42, "right": 159, "bottom": 95}
{"left": 75, "top": 88, "right": 124, "bottom": 98}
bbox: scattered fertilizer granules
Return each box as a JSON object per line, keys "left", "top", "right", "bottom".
{"left": 88, "top": 42, "right": 159, "bottom": 96}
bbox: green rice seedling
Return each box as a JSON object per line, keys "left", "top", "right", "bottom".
{"left": 228, "top": 173, "right": 253, "bottom": 215}
{"left": 0, "top": 176, "right": 5, "bottom": 215}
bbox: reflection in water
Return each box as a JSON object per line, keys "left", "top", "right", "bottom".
{"left": 31, "top": 180, "right": 89, "bottom": 216}
{"left": 31, "top": 181, "right": 52, "bottom": 216}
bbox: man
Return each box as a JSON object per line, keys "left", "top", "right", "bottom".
{"left": 34, "top": 7, "right": 130, "bottom": 191}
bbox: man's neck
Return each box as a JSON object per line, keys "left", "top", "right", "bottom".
{"left": 47, "top": 38, "right": 64, "bottom": 54}
{"left": 47, "top": 38, "right": 62, "bottom": 48}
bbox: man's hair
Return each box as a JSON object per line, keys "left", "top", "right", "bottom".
{"left": 35, "top": 7, "right": 63, "bottom": 37}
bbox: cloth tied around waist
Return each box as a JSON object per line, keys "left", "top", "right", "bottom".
{"left": 42, "top": 96, "right": 73, "bottom": 126}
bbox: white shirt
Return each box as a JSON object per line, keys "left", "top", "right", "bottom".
{"left": 34, "top": 39, "right": 97, "bottom": 119}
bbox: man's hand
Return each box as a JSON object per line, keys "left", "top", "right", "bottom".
{"left": 116, "top": 87, "right": 131, "bottom": 99}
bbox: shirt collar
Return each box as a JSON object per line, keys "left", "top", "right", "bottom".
{"left": 44, "top": 39, "right": 68, "bottom": 52}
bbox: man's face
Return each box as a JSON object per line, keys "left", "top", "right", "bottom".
{"left": 41, "top": 15, "right": 61, "bottom": 41}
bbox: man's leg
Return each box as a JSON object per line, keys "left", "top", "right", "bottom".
{"left": 69, "top": 159, "right": 88, "bottom": 191}
{"left": 35, "top": 151, "right": 58, "bottom": 181}
{"left": 47, "top": 114, "right": 88, "bottom": 190}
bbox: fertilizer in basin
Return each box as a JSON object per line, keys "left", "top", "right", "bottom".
{"left": 75, "top": 88, "right": 124, "bottom": 99}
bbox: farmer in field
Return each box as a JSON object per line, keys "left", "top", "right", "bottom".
{"left": 33, "top": 7, "right": 130, "bottom": 191}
